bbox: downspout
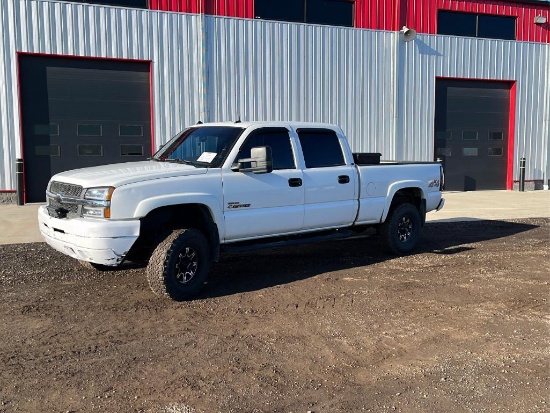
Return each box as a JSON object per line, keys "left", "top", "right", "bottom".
{"left": 199, "top": 1, "right": 210, "bottom": 122}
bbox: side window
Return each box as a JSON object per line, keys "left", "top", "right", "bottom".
{"left": 297, "top": 129, "right": 345, "bottom": 168}
{"left": 237, "top": 128, "right": 296, "bottom": 170}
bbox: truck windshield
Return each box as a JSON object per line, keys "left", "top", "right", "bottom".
{"left": 152, "top": 126, "right": 245, "bottom": 167}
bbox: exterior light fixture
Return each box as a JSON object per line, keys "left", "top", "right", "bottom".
{"left": 401, "top": 26, "right": 417, "bottom": 42}
{"left": 534, "top": 15, "right": 547, "bottom": 24}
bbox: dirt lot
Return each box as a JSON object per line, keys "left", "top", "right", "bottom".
{"left": 0, "top": 218, "right": 548, "bottom": 413}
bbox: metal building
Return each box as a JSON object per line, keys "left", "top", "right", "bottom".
{"left": 0, "top": 0, "right": 548, "bottom": 203}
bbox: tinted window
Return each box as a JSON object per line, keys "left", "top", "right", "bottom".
{"left": 78, "top": 144, "right": 103, "bottom": 156}
{"left": 437, "top": 10, "right": 517, "bottom": 40}
{"left": 438, "top": 11, "right": 477, "bottom": 37}
{"left": 478, "top": 14, "right": 516, "bottom": 40}
{"left": 254, "top": 0, "right": 304, "bottom": 22}
{"left": 306, "top": 0, "right": 354, "bottom": 27}
{"left": 255, "top": 0, "right": 353, "bottom": 27}
{"left": 119, "top": 125, "right": 143, "bottom": 136}
{"left": 237, "top": 129, "right": 295, "bottom": 170}
{"left": 121, "top": 144, "right": 144, "bottom": 156}
{"left": 68, "top": 1, "right": 148, "bottom": 7}
{"left": 298, "top": 129, "right": 345, "bottom": 168}
{"left": 77, "top": 124, "right": 102, "bottom": 136}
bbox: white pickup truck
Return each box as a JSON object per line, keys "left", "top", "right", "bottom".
{"left": 38, "top": 121, "right": 444, "bottom": 300}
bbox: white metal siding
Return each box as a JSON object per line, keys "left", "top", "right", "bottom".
{"left": 0, "top": 0, "right": 549, "bottom": 191}
{"left": 203, "top": 17, "right": 397, "bottom": 156}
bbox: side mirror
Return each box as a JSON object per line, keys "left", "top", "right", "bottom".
{"left": 234, "top": 146, "right": 273, "bottom": 174}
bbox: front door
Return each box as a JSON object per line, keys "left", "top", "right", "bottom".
{"left": 222, "top": 127, "right": 304, "bottom": 241}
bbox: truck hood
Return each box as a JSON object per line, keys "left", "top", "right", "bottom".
{"left": 50, "top": 161, "right": 208, "bottom": 188}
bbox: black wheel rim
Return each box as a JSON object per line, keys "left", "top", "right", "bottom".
{"left": 174, "top": 247, "right": 198, "bottom": 284}
{"left": 397, "top": 216, "right": 413, "bottom": 242}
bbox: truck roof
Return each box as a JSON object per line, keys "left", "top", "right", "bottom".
{"left": 192, "top": 120, "right": 341, "bottom": 130}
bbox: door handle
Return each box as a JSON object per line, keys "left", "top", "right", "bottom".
{"left": 288, "top": 178, "right": 302, "bottom": 187}
{"left": 338, "top": 175, "right": 350, "bottom": 184}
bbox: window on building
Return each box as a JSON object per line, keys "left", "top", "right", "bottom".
{"left": 78, "top": 144, "right": 103, "bottom": 156}
{"left": 121, "top": 144, "right": 144, "bottom": 156}
{"left": 297, "top": 129, "right": 345, "bottom": 168}
{"left": 77, "top": 124, "right": 102, "bottom": 136}
{"left": 67, "top": 1, "right": 148, "bottom": 8}
{"left": 255, "top": 0, "right": 354, "bottom": 27}
{"left": 119, "top": 125, "right": 144, "bottom": 137}
{"left": 437, "top": 10, "right": 516, "bottom": 40}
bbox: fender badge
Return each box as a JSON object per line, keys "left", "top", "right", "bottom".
{"left": 227, "top": 202, "right": 251, "bottom": 209}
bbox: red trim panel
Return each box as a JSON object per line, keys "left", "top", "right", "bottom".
{"left": 150, "top": 0, "right": 548, "bottom": 42}
{"left": 405, "top": 0, "right": 549, "bottom": 43}
{"left": 354, "top": 0, "right": 399, "bottom": 31}
{"left": 149, "top": 61, "right": 156, "bottom": 156}
{"left": 149, "top": 0, "right": 254, "bottom": 18}
{"left": 507, "top": 81, "right": 517, "bottom": 190}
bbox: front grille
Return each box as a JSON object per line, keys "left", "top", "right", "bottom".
{"left": 49, "top": 181, "right": 83, "bottom": 197}
{"left": 47, "top": 198, "right": 79, "bottom": 215}
{"left": 47, "top": 181, "right": 83, "bottom": 218}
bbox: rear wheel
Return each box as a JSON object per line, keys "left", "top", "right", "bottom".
{"left": 381, "top": 202, "right": 422, "bottom": 254}
{"left": 146, "top": 229, "right": 211, "bottom": 301}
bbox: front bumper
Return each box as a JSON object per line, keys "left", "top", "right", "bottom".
{"left": 38, "top": 206, "right": 140, "bottom": 266}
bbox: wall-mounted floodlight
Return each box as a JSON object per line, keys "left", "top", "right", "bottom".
{"left": 401, "top": 26, "right": 417, "bottom": 42}
{"left": 534, "top": 15, "right": 547, "bottom": 24}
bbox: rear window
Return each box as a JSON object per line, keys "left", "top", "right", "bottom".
{"left": 297, "top": 129, "right": 345, "bottom": 168}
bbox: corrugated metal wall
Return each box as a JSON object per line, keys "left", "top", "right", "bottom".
{"left": 0, "top": 0, "right": 549, "bottom": 191}
{"left": 203, "top": 17, "right": 397, "bottom": 155}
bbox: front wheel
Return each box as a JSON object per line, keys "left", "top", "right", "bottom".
{"left": 381, "top": 202, "right": 422, "bottom": 254}
{"left": 146, "top": 229, "right": 211, "bottom": 301}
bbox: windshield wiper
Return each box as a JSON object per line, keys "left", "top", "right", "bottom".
{"left": 164, "top": 158, "right": 206, "bottom": 167}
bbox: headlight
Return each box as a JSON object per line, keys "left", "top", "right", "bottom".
{"left": 84, "top": 187, "right": 114, "bottom": 201}
{"left": 82, "top": 187, "right": 115, "bottom": 218}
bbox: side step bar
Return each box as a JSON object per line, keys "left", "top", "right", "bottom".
{"left": 221, "top": 229, "right": 359, "bottom": 254}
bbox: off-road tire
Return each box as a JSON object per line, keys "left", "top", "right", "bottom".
{"left": 381, "top": 202, "right": 422, "bottom": 254}
{"left": 146, "top": 229, "right": 211, "bottom": 301}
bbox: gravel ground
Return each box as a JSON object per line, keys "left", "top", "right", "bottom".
{"left": 0, "top": 218, "right": 548, "bottom": 413}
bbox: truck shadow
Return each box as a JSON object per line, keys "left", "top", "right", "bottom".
{"left": 201, "top": 219, "right": 544, "bottom": 299}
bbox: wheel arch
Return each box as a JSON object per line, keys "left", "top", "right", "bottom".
{"left": 381, "top": 183, "right": 426, "bottom": 223}
{"left": 129, "top": 200, "right": 221, "bottom": 262}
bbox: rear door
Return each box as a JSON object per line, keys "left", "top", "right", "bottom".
{"left": 222, "top": 127, "right": 304, "bottom": 241}
{"left": 296, "top": 128, "right": 357, "bottom": 229}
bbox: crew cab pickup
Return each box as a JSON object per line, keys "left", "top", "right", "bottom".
{"left": 38, "top": 121, "right": 445, "bottom": 300}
